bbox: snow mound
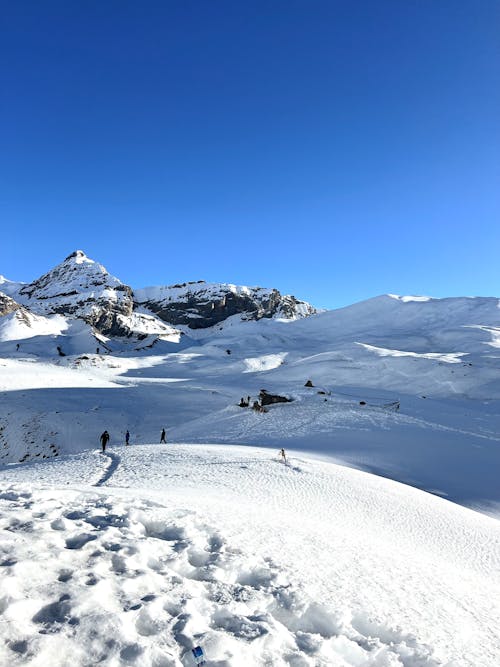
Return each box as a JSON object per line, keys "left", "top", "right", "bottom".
{"left": 0, "top": 310, "right": 68, "bottom": 342}
{"left": 243, "top": 353, "right": 287, "bottom": 373}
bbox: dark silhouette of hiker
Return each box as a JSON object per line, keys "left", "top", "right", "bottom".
{"left": 160, "top": 428, "right": 166, "bottom": 443}
{"left": 16, "top": 343, "right": 20, "bottom": 351}
{"left": 125, "top": 430, "right": 130, "bottom": 446}
{"left": 279, "top": 448, "right": 287, "bottom": 464}
{"left": 100, "top": 430, "right": 110, "bottom": 452}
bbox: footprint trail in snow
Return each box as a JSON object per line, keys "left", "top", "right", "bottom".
{"left": 0, "top": 487, "right": 446, "bottom": 667}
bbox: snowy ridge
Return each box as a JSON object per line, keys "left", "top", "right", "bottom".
{"left": 135, "top": 281, "right": 270, "bottom": 303}
{"left": 0, "top": 276, "right": 25, "bottom": 299}
{"left": 1, "top": 252, "right": 316, "bottom": 336}
{"left": 134, "top": 280, "right": 316, "bottom": 328}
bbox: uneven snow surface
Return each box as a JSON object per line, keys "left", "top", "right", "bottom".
{"left": 1, "top": 282, "right": 500, "bottom": 665}
{"left": 1, "top": 444, "right": 499, "bottom": 666}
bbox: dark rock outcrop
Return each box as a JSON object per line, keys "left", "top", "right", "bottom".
{"left": 4, "top": 252, "right": 316, "bottom": 336}
{"left": 259, "top": 390, "right": 292, "bottom": 406}
{"left": 134, "top": 281, "right": 316, "bottom": 329}
{"left": 0, "top": 292, "right": 21, "bottom": 317}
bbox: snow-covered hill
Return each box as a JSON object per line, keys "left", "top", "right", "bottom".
{"left": 0, "top": 444, "right": 499, "bottom": 666}
{"left": 1, "top": 285, "right": 500, "bottom": 510}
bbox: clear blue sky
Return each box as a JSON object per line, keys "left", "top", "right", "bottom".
{"left": 1, "top": 1, "right": 498, "bottom": 309}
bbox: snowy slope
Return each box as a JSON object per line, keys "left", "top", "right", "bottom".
{"left": 0, "top": 444, "right": 498, "bottom": 666}
{"left": 0, "top": 310, "right": 68, "bottom": 342}
{"left": 0, "top": 276, "right": 25, "bottom": 300}
{"left": 1, "top": 291, "right": 500, "bottom": 510}
{"left": 1, "top": 282, "right": 500, "bottom": 665}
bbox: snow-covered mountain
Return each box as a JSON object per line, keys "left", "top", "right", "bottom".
{"left": 135, "top": 281, "right": 316, "bottom": 328}
{"left": 1, "top": 262, "right": 500, "bottom": 666}
{"left": 14, "top": 250, "right": 136, "bottom": 337}
{"left": 4, "top": 251, "right": 316, "bottom": 336}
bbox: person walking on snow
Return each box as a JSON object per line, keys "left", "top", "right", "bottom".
{"left": 125, "top": 430, "right": 130, "bottom": 446}
{"left": 100, "top": 430, "right": 110, "bottom": 452}
{"left": 279, "top": 448, "right": 287, "bottom": 464}
{"left": 160, "top": 428, "right": 167, "bottom": 444}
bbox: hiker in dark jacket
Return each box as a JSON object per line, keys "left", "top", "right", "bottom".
{"left": 100, "top": 430, "right": 110, "bottom": 452}
{"left": 125, "top": 430, "right": 130, "bottom": 446}
{"left": 160, "top": 428, "right": 166, "bottom": 444}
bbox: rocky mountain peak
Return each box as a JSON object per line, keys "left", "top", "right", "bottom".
{"left": 19, "top": 250, "right": 118, "bottom": 299}
{"left": 64, "top": 249, "right": 91, "bottom": 262}
{"left": 17, "top": 252, "right": 134, "bottom": 336}
{"left": 2, "top": 252, "right": 317, "bottom": 336}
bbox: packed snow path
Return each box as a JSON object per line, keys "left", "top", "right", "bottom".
{"left": 1, "top": 444, "right": 499, "bottom": 666}
{"left": 95, "top": 451, "right": 121, "bottom": 487}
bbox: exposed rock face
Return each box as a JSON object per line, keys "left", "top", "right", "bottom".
{"left": 134, "top": 281, "right": 316, "bottom": 329}
{"left": 0, "top": 292, "right": 21, "bottom": 317}
{"left": 18, "top": 251, "right": 134, "bottom": 336}
{"left": 2, "top": 252, "right": 316, "bottom": 336}
{"left": 259, "top": 390, "right": 293, "bottom": 406}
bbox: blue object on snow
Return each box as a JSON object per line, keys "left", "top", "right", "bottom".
{"left": 191, "top": 646, "right": 205, "bottom": 664}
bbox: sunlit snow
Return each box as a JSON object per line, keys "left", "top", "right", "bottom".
{"left": 1, "top": 284, "right": 500, "bottom": 666}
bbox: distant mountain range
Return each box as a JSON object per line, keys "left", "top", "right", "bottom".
{"left": 0, "top": 250, "right": 316, "bottom": 337}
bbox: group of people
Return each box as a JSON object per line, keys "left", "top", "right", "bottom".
{"left": 238, "top": 396, "right": 268, "bottom": 413}
{"left": 98, "top": 431, "right": 288, "bottom": 465}
{"left": 99, "top": 428, "right": 167, "bottom": 451}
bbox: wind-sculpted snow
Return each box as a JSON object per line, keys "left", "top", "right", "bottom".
{"left": 0, "top": 445, "right": 498, "bottom": 666}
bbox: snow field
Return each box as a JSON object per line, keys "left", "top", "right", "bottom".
{"left": 1, "top": 445, "right": 499, "bottom": 666}
{"left": 2, "top": 287, "right": 500, "bottom": 664}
